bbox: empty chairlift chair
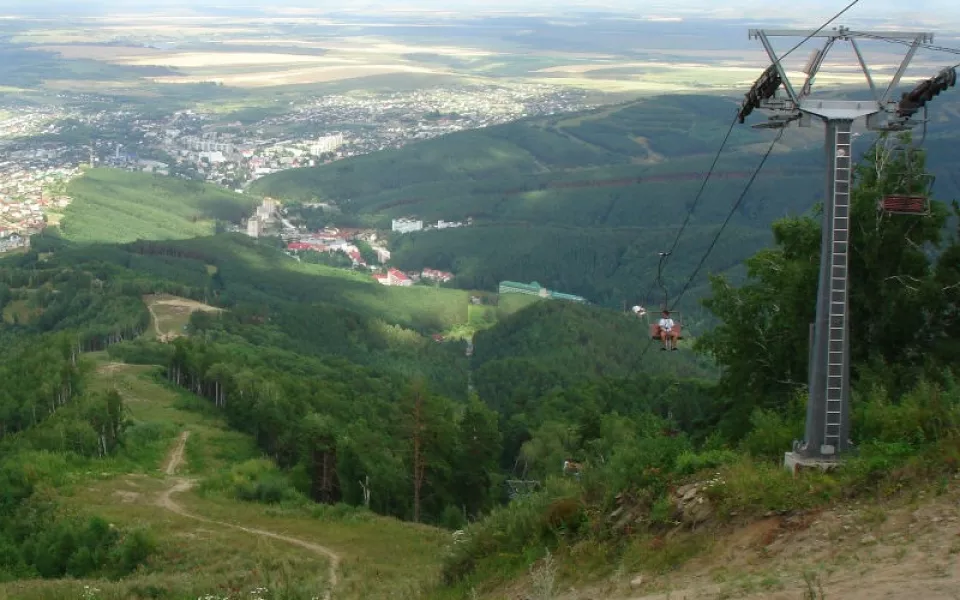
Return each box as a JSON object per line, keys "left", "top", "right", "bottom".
{"left": 879, "top": 156, "right": 935, "bottom": 216}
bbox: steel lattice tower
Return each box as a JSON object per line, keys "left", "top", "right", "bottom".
{"left": 737, "top": 26, "right": 956, "bottom": 466}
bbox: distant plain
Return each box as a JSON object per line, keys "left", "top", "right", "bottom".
{"left": 3, "top": 11, "right": 956, "bottom": 106}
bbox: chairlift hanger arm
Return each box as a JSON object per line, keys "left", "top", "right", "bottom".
{"left": 882, "top": 36, "right": 926, "bottom": 104}
{"left": 848, "top": 38, "right": 880, "bottom": 102}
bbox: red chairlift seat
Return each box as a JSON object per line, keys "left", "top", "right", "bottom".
{"left": 649, "top": 313, "right": 683, "bottom": 341}
{"left": 879, "top": 171, "right": 934, "bottom": 216}
{"left": 880, "top": 194, "right": 930, "bottom": 215}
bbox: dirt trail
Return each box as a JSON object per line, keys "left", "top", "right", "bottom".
{"left": 163, "top": 431, "right": 190, "bottom": 475}
{"left": 156, "top": 431, "right": 341, "bottom": 599}
{"left": 144, "top": 301, "right": 164, "bottom": 339}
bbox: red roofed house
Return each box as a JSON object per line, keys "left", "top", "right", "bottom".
{"left": 387, "top": 268, "right": 412, "bottom": 287}
{"left": 373, "top": 273, "right": 390, "bottom": 285}
{"left": 288, "top": 242, "right": 331, "bottom": 252}
{"left": 348, "top": 250, "right": 366, "bottom": 267}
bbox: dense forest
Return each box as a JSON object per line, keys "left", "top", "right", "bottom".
{"left": 0, "top": 271, "right": 160, "bottom": 583}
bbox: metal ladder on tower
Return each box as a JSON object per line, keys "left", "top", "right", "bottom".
{"left": 825, "top": 123, "right": 852, "bottom": 453}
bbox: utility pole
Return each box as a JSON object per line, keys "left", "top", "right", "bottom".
{"left": 737, "top": 26, "right": 955, "bottom": 469}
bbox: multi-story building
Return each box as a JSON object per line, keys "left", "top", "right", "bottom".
{"left": 309, "top": 133, "right": 344, "bottom": 156}
{"left": 392, "top": 218, "right": 423, "bottom": 234}
{"left": 246, "top": 216, "right": 261, "bottom": 238}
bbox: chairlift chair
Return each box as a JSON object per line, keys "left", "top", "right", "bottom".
{"left": 647, "top": 251, "right": 684, "bottom": 350}
{"left": 649, "top": 310, "right": 684, "bottom": 343}
{"left": 879, "top": 172, "right": 934, "bottom": 216}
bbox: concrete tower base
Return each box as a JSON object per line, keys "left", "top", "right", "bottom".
{"left": 784, "top": 451, "right": 842, "bottom": 476}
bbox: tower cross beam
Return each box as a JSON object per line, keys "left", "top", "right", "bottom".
{"left": 749, "top": 28, "right": 933, "bottom": 42}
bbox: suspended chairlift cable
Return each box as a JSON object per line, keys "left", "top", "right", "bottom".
{"left": 637, "top": 0, "right": 864, "bottom": 309}
{"left": 669, "top": 128, "right": 786, "bottom": 313}
{"left": 638, "top": 128, "right": 785, "bottom": 359}
{"left": 632, "top": 0, "right": 863, "bottom": 357}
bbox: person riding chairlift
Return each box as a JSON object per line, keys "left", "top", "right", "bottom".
{"left": 631, "top": 305, "right": 646, "bottom": 318}
{"left": 659, "top": 309, "right": 679, "bottom": 351}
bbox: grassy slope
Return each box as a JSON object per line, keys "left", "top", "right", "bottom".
{"left": 61, "top": 168, "right": 258, "bottom": 244}
{"left": 136, "top": 233, "right": 473, "bottom": 333}
{"left": 0, "top": 356, "right": 447, "bottom": 600}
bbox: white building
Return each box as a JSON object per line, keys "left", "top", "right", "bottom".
{"left": 182, "top": 136, "right": 234, "bottom": 154}
{"left": 198, "top": 151, "right": 226, "bottom": 164}
{"left": 310, "top": 133, "right": 344, "bottom": 156}
{"left": 392, "top": 218, "right": 423, "bottom": 234}
{"left": 247, "top": 217, "right": 261, "bottom": 238}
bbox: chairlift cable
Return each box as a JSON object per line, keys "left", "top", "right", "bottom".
{"left": 669, "top": 128, "right": 787, "bottom": 312}
{"left": 633, "top": 0, "right": 864, "bottom": 359}
{"left": 638, "top": 0, "right": 864, "bottom": 310}
{"left": 855, "top": 33, "right": 960, "bottom": 59}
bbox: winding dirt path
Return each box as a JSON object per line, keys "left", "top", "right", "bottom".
{"left": 144, "top": 301, "right": 164, "bottom": 339}
{"left": 163, "top": 431, "right": 190, "bottom": 475}
{"left": 156, "top": 431, "right": 341, "bottom": 599}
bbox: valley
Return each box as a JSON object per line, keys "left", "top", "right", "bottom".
{"left": 1, "top": 3, "right": 960, "bottom": 600}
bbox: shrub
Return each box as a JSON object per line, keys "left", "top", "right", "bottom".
{"left": 703, "top": 457, "right": 840, "bottom": 518}
{"left": 855, "top": 378, "right": 960, "bottom": 445}
{"left": 309, "top": 502, "right": 374, "bottom": 523}
{"left": 739, "top": 408, "right": 802, "bottom": 461}
{"left": 674, "top": 448, "right": 739, "bottom": 476}
{"left": 202, "top": 459, "right": 306, "bottom": 506}
{"left": 441, "top": 478, "right": 579, "bottom": 584}
{"left": 110, "top": 527, "right": 156, "bottom": 576}
{"left": 542, "top": 498, "right": 584, "bottom": 534}
{"left": 441, "top": 504, "right": 466, "bottom": 530}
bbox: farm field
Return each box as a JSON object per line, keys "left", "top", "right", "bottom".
{"left": 4, "top": 10, "right": 944, "bottom": 107}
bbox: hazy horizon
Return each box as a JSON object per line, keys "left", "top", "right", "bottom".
{"left": 1, "top": 0, "right": 959, "bottom": 27}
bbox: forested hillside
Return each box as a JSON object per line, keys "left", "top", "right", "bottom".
{"left": 427, "top": 135, "right": 960, "bottom": 600}
{"left": 253, "top": 94, "right": 960, "bottom": 311}
{"left": 2, "top": 93, "right": 960, "bottom": 598}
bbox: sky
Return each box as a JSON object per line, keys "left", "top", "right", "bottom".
{"left": 0, "top": 0, "right": 958, "bottom": 28}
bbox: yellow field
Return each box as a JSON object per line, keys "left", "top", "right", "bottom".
{"left": 151, "top": 64, "right": 445, "bottom": 87}
{"left": 226, "top": 38, "right": 497, "bottom": 57}
{"left": 119, "top": 52, "right": 360, "bottom": 68}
